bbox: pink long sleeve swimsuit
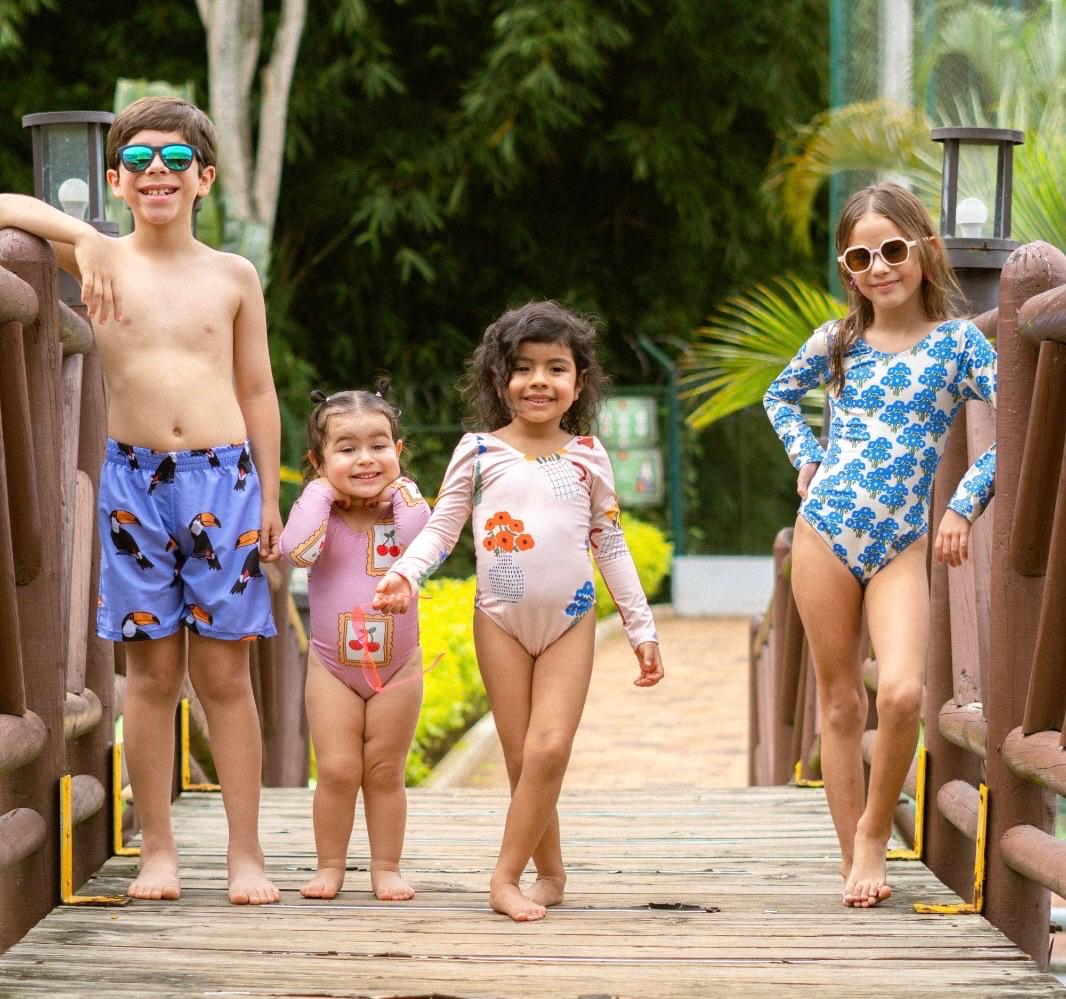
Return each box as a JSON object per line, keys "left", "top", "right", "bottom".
{"left": 390, "top": 433, "right": 658, "bottom": 658}
{"left": 279, "top": 476, "right": 431, "bottom": 699}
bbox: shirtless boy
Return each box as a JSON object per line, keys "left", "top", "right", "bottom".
{"left": 0, "top": 97, "right": 282, "bottom": 904}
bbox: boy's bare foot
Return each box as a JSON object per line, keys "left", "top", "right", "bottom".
{"left": 490, "top": 881, "right": 547, "bottom": 922}
{"left": 300, "top": 866, "right": 346, "bottom": 899}
{"left": 371, "top": 869, "right": 415, "bottom": 901}
{"left": 227, "top": 849, "right": 280, "bottom": 905}
{"left": 526, "top": 875, "right": 566, "bottom": 908}
{"left": 127, "top": 847, "right": 181, "bottom": 901}
{"left": 843, "top": 832, "right": 893, "bottom": 907}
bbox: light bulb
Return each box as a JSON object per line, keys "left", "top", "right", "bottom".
{"left": 956, "top": 196, "right": 987, "bottom": 239}
{"left": 57, "top": 177, "right": 89, "bottom": 220}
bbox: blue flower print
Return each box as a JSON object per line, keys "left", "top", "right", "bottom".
{"left": 891, "top": 453, "right": 917, "bottom": 482}
{"left": 825, "top": 486, "right": 857, "bottom": 513}
{"left": 857, "top": 385, "right": 886, "bottom": 414}
{"left": 870, "top": 518, "right": 899, "bottom": 544}
{"left": 823, "top": 510, "right": 844, "bottom": 538}
{"left": 844, "top": 418, "right": 870, "bottom": 442}
{"left": 904, "top": 503, "right": 927, "bottom": 530}
{"left": 898, "top": 424, "right": 926, "bottom": 454}
{"left": 881, "top": 362, "right": 912, "bottom": 396}
{"left": 860, "top": 540, "right": 887, "bottom": 573}
{"left": 912, "top": 473, "right": 933, "bottom": 501}
{"left": 879, "top": 483, "right": 907, "bottom": 513}
{"left": 839, "top": 384, "right": 861, "bottom": 410}
{"left": 845, "top": 506, "right": 877, "bottom": 537}
{"left": 910, "top": 388, "right": 937, "bottom": 421}
{"left": 928, "top": 333, "right": 959, "bottom": 363}
{"left": 840, "top": 459, "right": 866, "bottom": 484}
{"left": 565, "top": 580, "right": 596, "bottom": 618}
{"left": 918, "top": 363, "right": 948, "bottom": 392}
{"left": 861, "top": 437, "right": 893, "bottom": 466}
{"left": 920, "top": 446, "right": 940, "bottom": 476}
{"left": 892, "top": 529, "right": 922, "bottom": 553}
{"left": 926, "top": 410, "right": 951, "bottom": 440}
{"left": 880, "top": 400, "right": 910, "bottom": 431}
{"left": 833, "top": 543, "right": 850, "bottom": 564}
{"left": 864, "top": 465, "right": 892, "bottom": 493}
{"left": 824, "top": 440, "right": 843, "bottom": 465}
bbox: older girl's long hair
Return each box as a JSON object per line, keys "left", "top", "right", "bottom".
{"left": 829, "top": 183, "right": 964, "bottom": 394}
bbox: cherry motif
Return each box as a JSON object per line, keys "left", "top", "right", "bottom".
{"left": 389, "top": 545, "right": 401, "bottom": 557}
{"left": 376, "top": 544, "right": 389, "bottom": 556}
{"left": 349, "top": 638, "right": 363, "bottom": 651}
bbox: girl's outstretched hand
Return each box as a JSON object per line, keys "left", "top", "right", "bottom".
{"left": 797, "top": 461, "right": 820, "bottom": 500}
{"left": 934, "top": 509, "right": 972, "bottom": 567}
{"left": 633, "top": 642, "right": 663, "bottom": 687}
{"left": 374, "top": 571, "right": 413, "bottom": 613}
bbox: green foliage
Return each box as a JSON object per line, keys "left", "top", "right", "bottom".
{"left": 405, "top": 576, "right": 486, "bottom": 785}
{"left": 0, "top": 0, "right": 54, "bottom": 55}
{"left": 594, "top": 513, "right": 671, "bottom": 618}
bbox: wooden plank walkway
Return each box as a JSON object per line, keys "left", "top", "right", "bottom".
{"left": 1, "top": 787, "right": 1063, "bottom": 998}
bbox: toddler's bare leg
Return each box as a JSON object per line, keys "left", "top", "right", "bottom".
{"left": 123, "top": 631, "right": 186, "bottom": 900}
{"left": 850, "top": 539, "right": 929, "bottom": 908}
{"left": 187, "top": 633, "right": 279, "bottom": 905}
{"left": 478, "top": 611, "right": 596, "bottom": 921}
{"left": 362, "top": 650, "right": 423, "bottom": 901}
{"left": 301, "top": 649, "right": 365, "bottom": 899}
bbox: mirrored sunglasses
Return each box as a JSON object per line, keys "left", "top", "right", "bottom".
{"left": 117, "top": 143, "right": 202, "bottom": 173}
{"left": 837, "top": 237, "right": 919, "bottom": 275}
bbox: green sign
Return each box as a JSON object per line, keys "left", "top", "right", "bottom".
{"left": 609, "top": 447, "right": 664, "bottom": 507}
{"left": 597, "top": 396, "right": 658, "bottom": 449}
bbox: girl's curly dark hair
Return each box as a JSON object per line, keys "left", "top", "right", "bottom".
{"left": 303, "top": 379, "right": 405, "bottom": 482}
{"left": 460, "top": 300, "right": 608, "bottom": 435}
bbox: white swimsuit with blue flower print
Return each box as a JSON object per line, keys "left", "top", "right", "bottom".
{"left": 764, "top": 318, "right": 997, "bottom": 584}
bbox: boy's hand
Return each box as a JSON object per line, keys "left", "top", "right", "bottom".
{"left": 797, "top": 462, "right": 820, "bottom": 500}
{"left": 74, "top": 231, "right": 122, "bottom": 325}
{"left": 373, "top": 571, "right": 413, "bottom": 613}
{"left": 633, "top": 642, "right": 663, "bottom": 687}
{"left": 934, "top": 509, "right": 972, "bottom": 567}
{"left": 259, "top": 505, "right": 283, "bottom": 562}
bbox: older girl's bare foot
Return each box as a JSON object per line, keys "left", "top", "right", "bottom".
{"left": 371, "top": 868, "right": 415, "bottom": 901}
{"left": 490, "top": 881, "right": 547, "bottom": 922}
{"left": 843, "top": 833, "right": 893, "bottom": 907}
{"left": 127, "top": 848, "right": 181, "bottom": 901}
{"left": 527, "top": 875, "right": 566, "bottom": 908}
{"left": 841, "top": 857, "right": 892, "bottom": 907}
{"left": 301, "top": 866, "right": 345, "bottom": 899}
{"left": 227, "top": 850, "right": 280, "bottom": 905}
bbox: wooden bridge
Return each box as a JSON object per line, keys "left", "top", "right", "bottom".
{"left": 0, "top": 229, "right": 1065, "bottom": 996}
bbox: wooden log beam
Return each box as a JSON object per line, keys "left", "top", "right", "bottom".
{"left": 0, "top": 711, "right": 47, "bottom": 774}
{"left": 1002, "top": 727, "right": 1066, "bottom": 797}
{"left": 1017, "top": 281, "right": 1066, "bottom": 344}
{"left": 894, "top": 799, "right": 915, "bottom": 848}
{"left": 63, "top": 688, "right": 102, "bottom": 742}
{"left": 860, "top": 729, "right": 918, "bottom": 799}
{"left": 0, "top": 414, "right": 25, "bottom": 716}
{"left": 972, "top": 306, "right": 997, "bottom": 340}
{"left": 0, "top": 263, "right": 38, "bottom": 325}
{"left": 1000, "top": 824, "right": 1066, "bottom": 898}
{"left": 0, "top": 808, "right": 47, "bottom": 872}
{"left": 936, "top": 779, "right": 980, "bottom": 841}
{"left": 57, "top": 301, "right": 92, "bottom": 355}
{"left": 938, "top": 700, "right": 987, "bottom": 759}
{"left": 69, "top": 774, "right": 105, "bottom": 826}
{"left": 65, "top": 472, "right": 93, "bottom": 694}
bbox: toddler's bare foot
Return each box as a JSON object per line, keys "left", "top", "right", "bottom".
{"left": 526, "top": 875, "right": 566, "bottom": 908}
{"left": 227, "top": 849, "right": 280, "bottom": 905}
{"left": 490, "top": 880, "right": 547, "bottom": 922}
{"left": 371, "top": 868, "right": 415, "bottom": 901}
{"left": 843, "top": 832, "right": 892, "bottom": 908}
{"left": 127, "top": 847, "right": 181, "bottom": 901}
{"left": 301, "top": 866, "right": 346, "bottom": 899}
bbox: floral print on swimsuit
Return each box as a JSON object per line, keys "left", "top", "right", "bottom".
{"left": 764, "top": 318, "right": 997, "bottom": 584}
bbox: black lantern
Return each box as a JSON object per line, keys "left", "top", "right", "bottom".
{"left": 930, "top": 126, "right": 1023, "bottom": 314}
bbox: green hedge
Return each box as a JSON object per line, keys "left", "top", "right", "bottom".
{"left": 594, "top": 515, "right": 672, "bottom": 619}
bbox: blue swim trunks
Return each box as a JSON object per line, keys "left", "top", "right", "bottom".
{"left": 96, "top": 439, "right": 277, "bottom": 642}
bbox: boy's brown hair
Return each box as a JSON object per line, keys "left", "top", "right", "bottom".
{"left": 105, "top": 97, "right": 218, "bottom": 171}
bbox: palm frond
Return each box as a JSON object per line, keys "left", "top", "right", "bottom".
{"left": 681, "top": 275, "right": 846, "bottom": 430}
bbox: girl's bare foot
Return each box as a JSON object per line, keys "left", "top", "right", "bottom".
{"left": 490, "top": 880, "right": 547, "bottom": 922}
{"left": 841, "top": 857, "right": 892, "bottom": 907}
{"left": 371, "top": 868, "right": 415, "bottom": 901}
{"left": 526, "top": 874, "right": 566, "bottom": 908}
{"left": 843, "top": 832, "right": 893, "bottom": 907}
{"left": 127, "top": 847, "right": 181, "bottom": 900}
{"left": 227, "top": 849, "right": 280, "bottom": 905}
{"left": 300, "top": 866, "right": 346, "bottom": 899}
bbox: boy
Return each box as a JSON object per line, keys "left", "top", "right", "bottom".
{"left": 0, "top": 97, "right": 281, "bottom": 904}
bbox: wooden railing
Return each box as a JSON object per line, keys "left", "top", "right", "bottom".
{"left": 0, "top": 229, "right": 307, "bottom": 952}
{"left": 750, "top": 239, "right": 1066, "bottom": 968}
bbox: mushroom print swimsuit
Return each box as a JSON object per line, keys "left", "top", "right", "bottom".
{"left": 764, "top": 319, "right": 997, "bottom": 584}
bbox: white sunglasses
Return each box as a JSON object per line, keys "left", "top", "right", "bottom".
{"left": 837, "top": 237, "right": 927, "bottom": 275}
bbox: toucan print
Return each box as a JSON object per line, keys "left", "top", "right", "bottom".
{"left": 121, "top": 610, "right": 159, "bottom": 641}
{"left": 118, "top": 443, "right": 139, "bottom": 469}
{"left": 148, "top": 454, "right": 177, "bottom": 494}
{"left": 192, "top": 448, "right": 221, "bottom": 468}
{"left": 165, "top": 534, "right": 186, "bottom": 588}
{"left": 189, "top": 512, "right": 223, "bottom": 570}
{"left": 230, "top": 530, "right": 262, "bottom": 595}
{"left": 109, "top": 510, "right": 155, "bottom": 570}
{"left": 184, "top": 605, "right": 213, "bottom": 634}
{"left": 234, "top": 447, "right": 253, "bottom": 491}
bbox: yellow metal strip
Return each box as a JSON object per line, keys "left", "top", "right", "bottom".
{"left": 111, "top": 744, "right": 140, "bottom": 857}
{"left": 913, "top": 781, "right": 988, "bottom": 914}
{"left": 887, "top": 744, "right": 926, "bottom": 861}
{"left": 180, "top": 698, "right": 221, "bottom": 792}
{"left": 59, "top": 774, "right": 127, "bottom": 906}
{"left": 793, "top": 759, "right": 824, "bottom": 788}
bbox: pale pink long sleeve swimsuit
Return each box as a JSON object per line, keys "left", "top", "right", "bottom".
{"left": 391, "top": 433, "right": 658, "bottom": 657}
{"left": 279, "top": 476, "right": 430, "bottom": 699}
